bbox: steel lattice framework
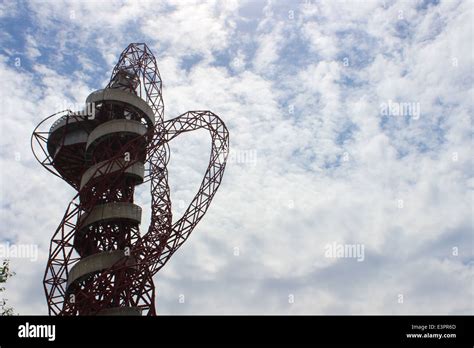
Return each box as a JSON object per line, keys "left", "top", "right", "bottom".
{"left": 31, "top": 43, "right": 229, "bottom": 315}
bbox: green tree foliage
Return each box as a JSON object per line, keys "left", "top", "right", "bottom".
{"left": 0, "top": 259, "right": 15, "bottom": 315}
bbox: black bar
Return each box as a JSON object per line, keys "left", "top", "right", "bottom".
{"left": 0, "top": 315, "right": 472, "bottom": 346}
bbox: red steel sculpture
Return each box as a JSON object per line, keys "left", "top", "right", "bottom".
{"left": 31, "top": 43, "right": 229, "bottom": 315}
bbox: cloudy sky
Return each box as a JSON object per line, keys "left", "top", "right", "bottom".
{"left": 0, "top": 0, "right": 472, "bottom": 315}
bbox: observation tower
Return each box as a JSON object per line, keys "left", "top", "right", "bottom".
{"left": 31, "top": 43, "right": 229, "bottom": 315}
